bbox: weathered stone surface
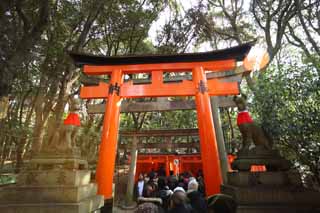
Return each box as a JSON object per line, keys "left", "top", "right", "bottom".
{"left": 0, "top": 183, "right": 98, "bottom": 204}
{"left": 17, "top": 170, "right": 91, "bottom": 186}
{"left": 0, "top": 194, "right": 104, "bottom": 213}
{"left": 26, "top": 152, "right": 88, "bottom": 170}
{"left": 0, "top": 112, "right": 104, "bottom": 213}
{"left": 35, "top": 147, "right": 82, "bottom": 159}
{"left": 0, "top": 151, "right": 103, "bottom": 212}
{"left": 231, "top": 147, "right": 291, "bottom": 171}
{"left": 222, "top": 184, "right": 320, "bottom": 205}
{"left": 223, "top": 180, "right": 320, "bottom": 213}
{"left": 237, "top": 204, "right": 320, "bottom": 213}
{"left": 228, "top": 171, "right": 301, "bottom": 187}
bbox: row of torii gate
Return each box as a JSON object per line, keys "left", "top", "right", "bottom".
{"left": 70, "top": 41, "right": 268, "bottom": 203}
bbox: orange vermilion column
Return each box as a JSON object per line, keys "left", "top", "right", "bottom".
{"left": 193, "top": 66, "right": 222, "bottom": 196}
{"left": 166, "top": 156, "right": 170, "bottom": 176}
{"left": 96, "top": 69, "right": 123, "bottom": 199}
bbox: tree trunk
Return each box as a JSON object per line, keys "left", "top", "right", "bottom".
{"left": 15, "top": 138, "right": 27, "bottom": 173}
{"left": 0, "top": 138, "right": 9, "bottom": 169}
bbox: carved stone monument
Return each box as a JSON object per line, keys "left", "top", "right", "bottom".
{"left": 221, "top": 94, "right": 320, "bottom": 213}
{"left": 0, "top": 100, "right": 104, "bottom": 212}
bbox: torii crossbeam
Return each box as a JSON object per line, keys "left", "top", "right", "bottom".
{"left": 70, "top": 41, "right": 259, "bottom": 203}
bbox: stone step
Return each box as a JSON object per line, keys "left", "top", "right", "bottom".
{"left": 17, "top": 170, "right": 91, "bottom": 186}
{"left": 222, "top": 184, "right": 320, "bottom": 205}
{"left": 0, "top": 194, "right": 104, "bottom": 213}
{"left": 237, "top": 204, "right": 320, "bottom": 213}
{"left": 0, "top": 183, "right": 98, "bottom": 203}
{"left": 227, "top": 171, "right": 301, "bottom": 187}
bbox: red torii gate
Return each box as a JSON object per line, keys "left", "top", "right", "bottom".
{"left": 70, "top": 42, "right": 258, "bottom": 202}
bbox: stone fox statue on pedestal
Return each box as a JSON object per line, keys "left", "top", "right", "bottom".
{"left": 45, "top": 98, "right": 80, "bottom": 152}
{"left": 233, "top": 94, "right": 272, "bottom": 152}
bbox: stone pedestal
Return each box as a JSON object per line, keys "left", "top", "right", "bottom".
{"left": 0, "top": 149, "right": 104, "bottom": 213}
{"left": 223, "top": 148, "right": 320, "bottom": 213}
{"left": 231, "top": 146, "right": 291, "bottom": 171}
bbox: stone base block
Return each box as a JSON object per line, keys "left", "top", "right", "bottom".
{"left": 35, "top": 148, "right": 82, "bottom": 159}
{"left": 0, "top": 183, "right": 98, "bottom": 204}
{"left": 228, "top": 171, "right": 301, "bottom": 187}
{"left": 222, "top": 184, "right": 320, "bottom": 205}
{"left": 0, "top": 194, "right": 104, "bottom": 213}
{"left": 237, "top": 204, "right": 320, "bottom": 213}
{"left": 232, "top": 158, "right": 290, "bottom": 171}
{"left": 17, "top": 170, "right": 91, "bottom": 186}
{"left": 27, "top": 158, "right": 88, "bottom": 170}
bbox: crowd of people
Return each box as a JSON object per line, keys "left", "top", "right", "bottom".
{"left": 134, "top": 169, "right": 236, "bottom": 213}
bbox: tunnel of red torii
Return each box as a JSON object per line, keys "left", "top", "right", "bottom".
{"left": 70, "top": 41, "right": 268, "bottom": 201}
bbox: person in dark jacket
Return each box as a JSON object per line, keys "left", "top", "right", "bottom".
{"left": 167, "top": 170, "right": 178, "bottom": 191}
{"left": 157, "top": 177, "right": 173, "bottom": 211}
{"left": 187, "top": 179, "right": 207, "bottom": 213}
{"left": 168, "top": 190, "right": 192, "bottom": 213}
{"left": 207, "top": 194, "right": 237, "bottom": 213}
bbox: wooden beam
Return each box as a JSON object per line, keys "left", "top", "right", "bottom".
{"left": 118, "top": 142, "right": 199, "bottom": 149}
{"left": 80, "top": 69, "right": 243, "bottom": 86}
{"left": 83, "top": 60, "right": 236, "bottom": 74}
{"left": 87, "top": 97, "right": 235, "bottom": 114}
{"left": 80, "top": 77, "right": 239, "bottom": 99}
{"left": 119, "top": 128, "right": 199, "bottom": 137}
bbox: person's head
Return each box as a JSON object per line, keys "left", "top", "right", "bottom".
{"left": 139, "top": 173, "right": 144, "bottom": 181}
{"left": 187, "top": 179, "right": 199, "bottom": 192}
{"left": 135, "top": 202, "right": 159, "bottom": 213}
{"left": 157, "top": 177, "right": 167, "bottom": 190}
{"left": 178, "top": 174, "right": 184, "bottom": 181}
{"left": 143, "top": 184, "right": 154, "bottom": 198}
{"left": 184, "top": 171, "right": 191, "bottom": 178}
{"left": 170, "top": 191, "right": 188, "bottom": 209}
{"left": 149, "top": 172, "right": 155, "bottom": 180}
{"left": 169, "top": 170, "right": 174, "bottom": 176}
{"left": 173, "top": 186, "right": 185, "bottom": 193}
{"left": 207, "top": 194, "right": 237, "bottom": 213}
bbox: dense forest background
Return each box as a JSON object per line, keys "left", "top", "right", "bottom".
{"left": 0, "top": 0, "right": 319, "bottom": 190}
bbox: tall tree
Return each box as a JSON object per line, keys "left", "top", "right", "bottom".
{"left": 286, "top": 0, "right": 320, "bottom": 72}
{"left": 0, "top": 0, "right": 51, "bottom": 99}
{"left": 251, "top": 0, "right": 297, "bottom": 61}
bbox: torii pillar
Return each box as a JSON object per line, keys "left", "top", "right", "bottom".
{"left": 96, "top": 69, "right": 123, "bottom": 198}
{"left": 193, "top": 66, "right": 222, "bottom": 194}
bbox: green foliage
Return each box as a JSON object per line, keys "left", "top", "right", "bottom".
{"left": 252, "top": 62, "right": 320, "bottom": 187}
{"left": 87, "top": 0, "right": 164, "bottom": 55}
{"left": 120, "top": 108, "right": 197, "bottom": 131}
{"left": 0, "top": 174, "right": 16, "bottom": 185}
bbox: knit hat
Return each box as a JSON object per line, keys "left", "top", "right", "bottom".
{"left": 173, "top": 186, "right": 185, "bottom": 193}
